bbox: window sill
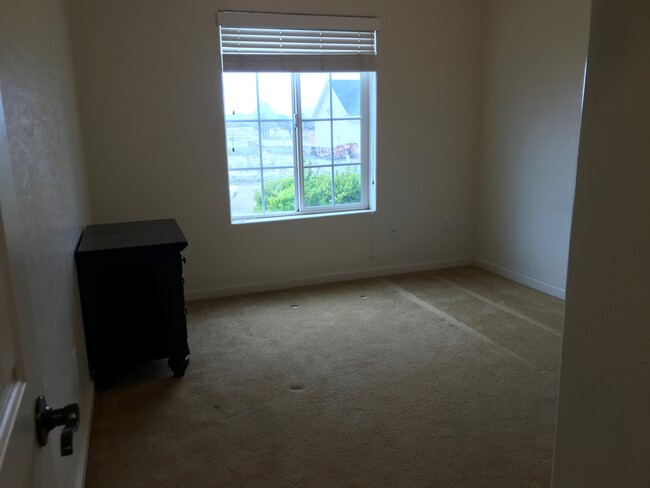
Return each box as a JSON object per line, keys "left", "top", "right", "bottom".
{"left": 231, "top": 209, "right": 375, "bottom": 225}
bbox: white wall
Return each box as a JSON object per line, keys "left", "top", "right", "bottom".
{"left": 0, "top": 0, "right": 93, "bottom": 485}
{"left": 552, "top": 1, "right": 650, "bottom": 485}
{"left": 68, "top": 0, "right": 482, "bottom": 298}
{"left": 474, "top": 0, "right": 591, "bottom": 298}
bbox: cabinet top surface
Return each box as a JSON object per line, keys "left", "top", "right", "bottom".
{"left": 76, "top": 219, "right": 187, "bottom": 255}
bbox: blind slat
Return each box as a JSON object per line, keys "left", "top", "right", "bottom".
{"left": 221, "top": 35, "right": 375, "bottom": 44}
{"left": 222, "top": 43, "right": 375, "bottom": 52}
{"left": 220, "top": 30, "right": 376, "bottom": 54}
{"left": 221, "top": 27, "right": 375, "bottom": 36}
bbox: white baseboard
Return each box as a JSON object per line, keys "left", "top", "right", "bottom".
{"left": 472, "top": 258, "right": 565, "bottom": 299}
{"left": 186, "top": 257, "right": 473, "bottom": 301}
{"left": 75, "top": 384, "right": 94, "bottom": 488}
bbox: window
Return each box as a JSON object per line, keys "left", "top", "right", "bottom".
{"left": 217, "top": 12, "right": 379, "bottom": 221}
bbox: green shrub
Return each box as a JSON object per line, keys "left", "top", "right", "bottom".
{"left": 333, "top": 170, "right": 362, "bottom": 205}
{"left": 254, "top": 169, "right": 361, "bottom": 212}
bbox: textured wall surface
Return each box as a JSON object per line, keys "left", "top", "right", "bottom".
{"left": 0, "top": 0, "right": 93, "bottom": 485}
{"left": 474, "top": 0, "right": 591, "bottom": 298}
{"left": 68, "top": 0, "right": 482, "bottom": 298}
{"left": 553, "top": 1, "right": 650, "bottom": 485}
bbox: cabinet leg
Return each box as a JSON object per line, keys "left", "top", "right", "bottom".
{"left": 168, "top": 355, "right": 190, "bottom": 378}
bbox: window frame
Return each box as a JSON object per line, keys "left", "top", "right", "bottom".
{"left": 217, "top": 12, "right": 379, "bottom": 223}
{"left": 223, "top": 71, "right": 376, "bottom": 222}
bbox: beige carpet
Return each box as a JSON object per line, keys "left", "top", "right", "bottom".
{"left": 85, "top": 266, "right": 564, "bottom": 487}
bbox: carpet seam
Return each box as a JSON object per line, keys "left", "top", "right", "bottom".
{"left": 380, "top": 278, "right": 533, "bottom": 367}
{"left": 432, "top": 277, "right": 563, "bottom": 338}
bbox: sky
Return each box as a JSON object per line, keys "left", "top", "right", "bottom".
{"left": 222, "top": 72, "right": 360, "bottom": 119}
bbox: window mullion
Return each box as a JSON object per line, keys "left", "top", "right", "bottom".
{"left": 255, "top": 73, "right": 266, "bottom": 214}
{"left": 294, "top": 73, "right": 305, "bottom": 212}
{"left": 360, "top": 72, "right": 370, "bottom": 208}
{"left": 328, "top": 73, "right": 335, "bottom": 206}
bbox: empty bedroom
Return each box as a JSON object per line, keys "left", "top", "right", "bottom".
{"left": 0, "top": 0, "right": 648, "bottom": 487}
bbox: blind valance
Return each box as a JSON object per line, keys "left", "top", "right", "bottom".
{"left": 218, "top": 12, "right": 379, "bottom": 72}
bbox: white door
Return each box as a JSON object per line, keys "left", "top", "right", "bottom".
{"left": 0, "top": 87, "right": 55, "bottom": 487}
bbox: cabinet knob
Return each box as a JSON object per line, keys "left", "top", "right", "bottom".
{"left": 181, "top": 255, "right": 187, "bottom": 264}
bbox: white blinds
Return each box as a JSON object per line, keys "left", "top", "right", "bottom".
{"left": 218, "top": 12, "right": 379, "bottom": 72}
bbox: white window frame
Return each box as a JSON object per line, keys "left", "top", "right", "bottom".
{"left": 218, "top": 12, "right": 379, "bottom": 223}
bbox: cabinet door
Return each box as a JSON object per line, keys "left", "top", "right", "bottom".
{"left": 77, "top": 247, "right": 188, "bottom": 370}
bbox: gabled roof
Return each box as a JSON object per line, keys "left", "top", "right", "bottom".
{"left": 330, "top": 80, "right": 360, "bottom": 117}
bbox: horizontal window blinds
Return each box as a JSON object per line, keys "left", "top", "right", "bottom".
{"left": 218, "top": 12, "right": 379, "bottom": 72}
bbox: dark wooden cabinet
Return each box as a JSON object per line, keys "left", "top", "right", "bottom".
{"left": 75, "top": 219, "right": 189, "bottom": 388}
